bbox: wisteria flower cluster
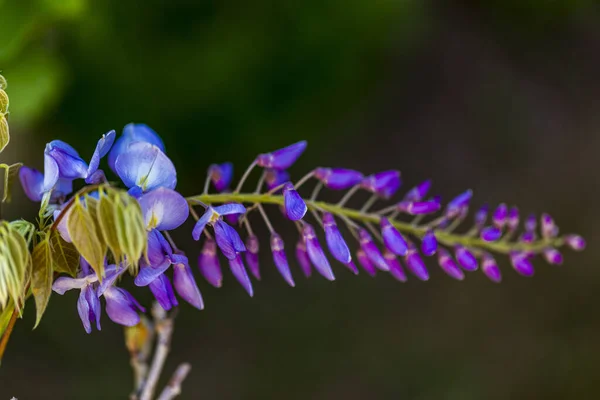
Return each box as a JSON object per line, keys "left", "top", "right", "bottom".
{"left": 0, "top": 73, "right": 586, "bottom": 398}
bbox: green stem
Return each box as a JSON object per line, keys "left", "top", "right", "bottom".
{"left": 186, "top": 193, "right": 562, "bottom": 254}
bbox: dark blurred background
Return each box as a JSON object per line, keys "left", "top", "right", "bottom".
{"left": 1, "top": 0, "right": 599, "bottom": 398}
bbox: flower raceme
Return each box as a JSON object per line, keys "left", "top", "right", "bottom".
{"left": 14, "top": 124, "right": 586, "bottom": 335}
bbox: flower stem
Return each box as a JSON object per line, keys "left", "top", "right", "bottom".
{"left": 186, "top": 193, "right": 564, "bottom": 255}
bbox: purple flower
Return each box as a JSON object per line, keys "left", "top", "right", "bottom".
{"left": 492, "top": 203, "right": 508, "bottom": 228}
{"left": 198, "top": 239, "right": 223, "bottom": 287}
{"left": 172, "top": 254, "right": 204, "bottom": 310}
{"left": 455, "top": 246, "right": 478, "bottom": 271}
{"left": 115, "top": 142, "right": 177, "bottom": 194}
{"left": 209, "top": 162, "right": 234, "bottom": 192}
{"left": 405, "top": 249, "right": 429, "bottom": 281}
{"left": 302, "top": 223, "right": 335, "bottom": 281}
{"left": 525, "top": 214, "right": 537, "bottom": 232}
{"left": 108, "top": 123, "right": 165, "bottom": 172}
{"left": 403, "top": 179, "right": 432, "bottom": 202}
{"left": 356, "top": 249, "right": 377, "bottom": 277}
{"left": 314, "top": 168, "right": 363, "bottom": 190}
{"left": 271, "top": 233, "right": 295, "bottom": 287}
{"left": 404, "top": 200, "right": 441, "bottom": 215}
{"left": 510, "top": 252, "right": 534, "bottom": 276}
{"left": 446, "top": 190, "right": 473, "bottom": 217}
{"left": 245, "top": 235, "right": 260, "bottom": 280}
{"left": 421, "top": 230, "right": 437, "bottom": 256}
{"left": 564, "top": 234, "right": 585, "bottom": 251}
{"left": 344, "top": 261, "right": 359, "bottom": 275}
{"left": 358, "top": 229, "right": 389, "bottom": 271}
{"left": 135, "top": 230, "right": 175, "bottom": 286}
{"left": 474, "top": 204, "right": 488, "bottom": 229}
{"left": 295, "top": 240, "right": 312, "bottom": 278}
{"left": 282, "top": 182, "right": 307, "bottom": 220}
{"left": 191, "top": 204, "right": 247, "bottom": 259}
{"left": 361, "top": 170, "right": 401, "bottom": 199}
{"left": 138, "top": 187, "right": 189, "bottom": 231}
{"left": 228, "top": 255, "right": 254, "bottom": 296}
{"left": 541, "top": 213, "right": 558, "bottom": 238}
{"left": 380, "top": 217, "right": 408, "bottom": 256}
{"left": 507, "top": 207, "right": 519, "bottom": 231}
{"left": 384, "top": 251, "right": 407, "bottom": 282}
{"left": 43, "top": 131, "right": 115, "bottom": 191}
{"left": 543, "top": 248, "right": 563, "bottom": 265}
{"left": 437, "top": 248, "right": 465, "bottom": 281}
{"left": 481, "top": 254, "right": 501, "bottom": 283}
{"left": 19, "top": 166, "right": 44, "bottom": 201}
{"left": 52, "top": 258, "right": 102, "bottom": 333}
{"left": 480, "top": 226, "right": 502, "bottom": 242}
{"left": 322, "top": 213, "right": 351, "bottom": 264}
{"left": 256, "top": 140, "right": 307, "bottom": 170}
{"left": 149, "top": 273, "right": 179, "bottom": 311}
{"left": 265, "top": 169, "right": 290, "bottom": 191}
{"left": 102, "top": 286, "right": 145, "bottom": 327}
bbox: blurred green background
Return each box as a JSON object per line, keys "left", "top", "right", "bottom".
{"left": 1, "top": 0, "right": 599, "bottom": 398}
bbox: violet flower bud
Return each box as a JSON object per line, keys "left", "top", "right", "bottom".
{"left": 270, "top": 233, "right": 295, "bottom": 287}
{"left": 437, "top": 248, "right": 464, "bottom": 281}
{"left": 446, "top": 190, "right": 472, "bottom": 217}
{"left": 314, "top": 167, "right": 363, "bottom": 190}
{"left": 492, "top": 203, "right": 508, "bottom": 228}
{"left": 358, "top": 228, "right": 389, "bottom": 271}
{"left": 256, "top": 140, "right": 307, "bottom": 170}
{"left": 283, "top": 182, "right": 307, "bottom": 221}
{"left": 198, "top": 239, "right": 222, "bottom": 288}
{"left": 421, "top": 230, "right": 437, "bottom": 256}
{"left": 525, "top": 214, "right": 537, "bottom": 232}
{"left": 510, "top": 252, "right": 534, "bottom": 276}
{"left": 405, "top": 200, "right": 441, "bottom": 215}
{"left": 564, "top": 234, "right": 586, "bottom": 251}
{"left": 208, "top": 162, "right": 234, "bottom": 192}
{"left": 103, "top": 287, "right": 145, "bottom": 327}
{"left": 228, "top": 255, "right": 254, "bottom": 297}
{"left": 455, "top": 246, "right": 478, "bottom": 271}
{"left": 543, "top": 248, "right": 563, "bottom": 265}
{"left": 481, "top": 253, "right": 501, "bottom": 283}
{"left": 405, "top": 249, "right": 429, "bottom": 281}
{"left": 245, "top": 235, "right": 260, "bottom": 280}
{"left": 356, "top": 249, "right": 377, "bottom": 277}
{"left": 474, "top": 204, "right": 488, "bottom": 229}
{"left": 265, "top": 168, "right": 290, "bottom": 191}
{"left": 149, "top": 274, "right": 179, "bottom": 311}
{"left": 302, "top": 224, "right": 335, "bottom": 281}
{"left": 541, "top": 213, "right": 558, "bottom": 238}
{"left": 480, "top": 226, "right": 502, "bottom": 242}
{"left": 507, "top": 207, "right": 519, "bottom": 231}
{"left": 361, "top": 170, "right": 401, "bottom": 198}
{"left": 384, "top": 251, "right": 407, "bottom": 282}
{"left": 172, "top": 254, "right": 204, "bottom": 310}
{"left": 403, "top": 179, "right": 432, "bottom": 202}
{"left": 295, "top": 240, "right": 312, "bottom": 278}
{"left": 322, "top": 213, "right": 351, "bottom": 264}
{"left": 380, "top": 217, "right": 408, "bottom": 256}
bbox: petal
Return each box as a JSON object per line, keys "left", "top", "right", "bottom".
{"left": 172, "top": 256, "right": 204, "bottom": 310}
{"left": 295, "top": 241, "right": 312, "bottom": 278}
{"left": 85, "top": 285, "right": 101, "bottom": 332}
{"left": 405, "top": 201, "right": 441, "bottom": 215}
{"left": 455, "top": 246, "right": 478, "bottom": 271}
{"left": 541, "top": 213, "right": 558, "bottom": 238}
{"left": 437, "top": 248, "right": 464, "bottom": 280}
{"left": 52, "top": 276, "right": 89, "bottom": 295}
{"left": 213, "top": 203, "right": 247, "bottom": 216}
{"left": 446, "top": 190, "right": 473, "bottom": 217}
{"left": 198, "top": 239, "right": 223, "bottom": 287}
{"left": 510, "top": 252, "right": 534, "bottom": 276}
{"left": 380, "top": 218, "right": 408, "bottom": 256}
{"left": 482, "top": 254, "right": 501, "bottom": 283}
{"left": 565, "top": 234, "right": 586, "bottom": 251}
{"left": 384, "top": 251, "right": 407, "bottom": 282}
{"left": 480, "top": 226, "right": 502, "bottom": 242}
{"left": 265, "top": 169, "right": 290, "bottom": 190}
{"left": 358, "top": 229, "right": 388, "bottom": 271}
{"left": 19, "top": 166, "right": 44, "bottom": 201}
{"left": 46, "top": 141, "right": 88, "bottom": 180}
{"left": 492, "top": 203, "right": 508, "bottom": 228}
{"left": 474, "top": 204, "right": 489, "bottom": 228}
{"left": 87, "top": 130, "right": 116, "bottom": 178}
{"left": 245, "top": 235, "right": 260, "bottom": 280}
{"left": 115, "top": 142, "right": 176, "bottom": 192}
{"left": 145, "top": 229, "right": 172, "bottom": 266}
{"left": 97, "top": 265, "right": 127, "bottom": 296}
{"left": 323, "top": 213, "right": 351, "bottom": 264}
{"left": 421, "top": 230, "right": 437, "bottom": 256}
{"left": 283, "top": 182, "right": 307, "bottom": 221}
{"left": 507, "top": 207, "right": 519, "bottom": 231}
{"left": 403, "top": 179, "right": 432, "bottom": 202}
{"left": 256, "top": 140, "right": 307, "bottom": 170}
{"left": 314, "top": 168, "right": 363, "bottom": 190}
{"left": 303, "top": 224, "right": 335, "bottom": 281}
{"left": 543, "top": 248, "right": 563, "bottom": 265}
{"left": 108, "top": 123, "right": 165, "bottom": 172}
{"left": 42, "top": 152, "right": 60, "bottom": 192}
{"left": 77, "top": 288, "right": 93, "bottom": 334}
{"left": 525, "top": 214, "right": 537, "bottom": 232}
{"left": 361, "top": 170, "right": 401, "bottom": 198}
{"left": 139, "top": 187, "right": 189, "bottom": 231}
{"left": 209, "top": 163, "right": 234, "bottom": 192}
{"left": 405, "top": 249, "right": 429, "bottom": 281}
{"left": 271, "top": 233, "right": 295, "bottom": 287}
{"left": 191, "top": 208, "right": 214, "bottom": 241}
{"left": 214, "top": 220, "right": 246, "bottom": 260}
{"left": 104, "top": 287, "right": 142, "bottom": 326}
{"left": 356, "top": 249, "right": 377, "bottom": 277}
{"left": 134, "top": 258, "right": 172, "bottom": 287}
{"left": 229, "top": 255, "right": 254, "bottom": 296}
{"left": 149, "top": 274, "right": 178, "bottom": 311}
{"left": 54, "top": 209, "right": 72, "bottom": 243}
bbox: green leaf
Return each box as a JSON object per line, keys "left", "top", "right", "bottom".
{"left": 0, "top": 89, "right": 8, "bottom": 115}
{"left": 49, "top": 231, "right": 79, "bottom": 277}
{"left": 0, "top": 162, "right": 22, "bottom": 202}
{"left": 0, "top": 114, "right": 8, "bottom": 153}
{"left": 0, "top": 222, "right": 30, "bottom": 310}
{"left": 39, "top": 191, "right": 53, "bottom": 220}
{"left": 0, "top": 302, "right": 15, "bottom": 338}
{"left": 31, "top": 240, "right": 53, "bottom": 329}
{"left": 67, "top": 196, "right": 106, "bottom": 278}
{"left": 96, "top": 192, "right": 123, "bottom": 264}
{"left": 0, "top": 75, "right": 6, "bottom": 91}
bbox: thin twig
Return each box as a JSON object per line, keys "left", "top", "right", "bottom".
{"left": 0, "top": 308, "right": 18, "bottom": 361}
{"left": 139, "top": 305, "right": 175, "bottom": 400}
{"left": 157, "top": 363, "right": 192, "bottom": 400}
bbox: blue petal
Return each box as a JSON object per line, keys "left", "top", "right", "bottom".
{"left": 421, "top": 230, "right": 438, "bottom": 256}
{"left": 198, "top": 239, "right": 222, "bottom": 287}
{"left": 108, "top": 123, "right": 165, "bottom": 172}
{"left": 87, "top": 130, "right": 116, "bottom": 178}
{"left": 303, "top": 224, "right": 335, "bottom": 281}
{"left": 46, "top": 140, "right": 88, "bottom": 180}
{"left": 228, "top": 255, "right": 254, "bottom": 297}
{"left": 283, "top": 183, "right": 307, "bottom": 221}
{"left": 214, "top": 220, "right": 246, "bottom": 260}
{"left": 52, "top": 276, "right": 89, "bottom": 294}
{"left": 115, "top": 142, "right": 176, "bottom": 192}
{"left": 314, "top": 168, "right": 363, "bottom": 190}
{"left": 191, "top": 208, "right": 213, "bottom": 241}
{"left": 19, "top": 166, "right": 44, "bottom": 201}
{"left": 209, "top": 162, "right": 234, "bottom": 192}
{"left": 256, "top": 140, "right": 307, "bottom": 170}
{"left": 149, "top": 273, "right": 178, "bottom": 311}
{"left": 270, "top": 233, "right": 295, "bottom": 287}
{"left": 138, "top": 188, "right": 189, "bottom": 231}
{"left": 213, "top": 203, "right": 246, "bottom": 216}
{"left": 380, "top": 218, "right": 408, "bottom": 256}
{"left": 42, "top": 152, "right": 60, "bottom": 192}
{"left": 77, "top": 287, "right": 93, "bottom": 334}
{"left": 134, "top": 258, "right": 172, "bottom": 286}
{"left": 172, "top": 255, "right": 204, "bottom": 310}
{"left": 104, "top": 286, "right": 142, "bottom": 326}
{"left": 322, "top": 213, "right": 351, "bottom": 264}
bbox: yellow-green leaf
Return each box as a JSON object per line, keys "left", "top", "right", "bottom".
{"left": 1, "top": 162, "right": 22, "bottom": 202}
{"left": 0, "top": 89, "right": 8, "bottom": 115}
{"left": 0, "top": 75, "right": 6, "bottom": 91}
{"left": 97, "top": 193, "right": 123, "bottom": 264}
{"left": 0, "top": 115, "right": 8, "bottom": 153}
{"left": 49, "top": 231, "right": 79, "bottom": 277}
{"left": 0, "top": 302, "right": 15, "bottom": 338}
{"left": 31, "top": 240, "right": 53, "bottom": 329}
{"left": 0, "top": 222, "right": 30, "bottom": 310}
{"left": 67, "top": 196, "right": 106, "bottom": 278}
